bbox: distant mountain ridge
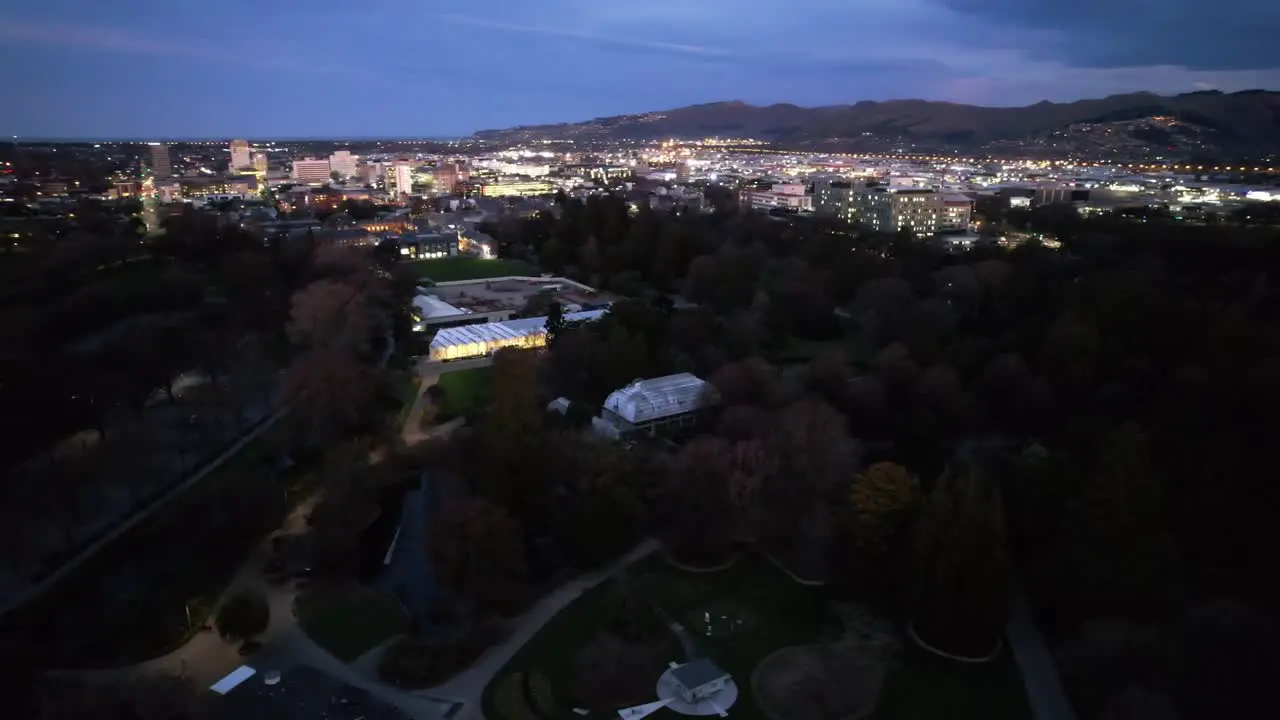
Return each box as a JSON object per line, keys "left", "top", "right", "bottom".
{"left": 473, "top": 90, "right": 1280, "bottom": 156}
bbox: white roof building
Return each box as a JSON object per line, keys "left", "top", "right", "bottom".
{"left": 601, "top": 373, "right": 716, "bottom": 426}
{"left": 427, "top": 310, "right": 605, "bottom": 361}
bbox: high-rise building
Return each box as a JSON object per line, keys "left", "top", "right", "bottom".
{"left": 941, "top": 194, "right": 974, "bottom": 232}
{"left": 814, "top": 179, "right": 859, "bottom": 222}
{"left": 329, "top": 150, "right": 358, "bottom": 179}
{"left": 230, "top": 139, "right": 251, "bottom": 171}
{"left": 292, "top": 157, "right": 332, "bottom": 183}
{"left": 853, "top": 187, "right": 945, "bottom": 235}
{"left": 385, "top": 160, "right": 414, "bottom": 197}
{"left": 675, "top": 161, "right": 691, "bottom": 182}
{"left": 251, "top": 152, "right": 268, "bottom": 174}
{"left": 149, "top": 143, "right": 172, "bottom": 178}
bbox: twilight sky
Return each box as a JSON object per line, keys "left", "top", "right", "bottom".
{"left": 3, "top": 0, "right": 1278, "bottom": 139}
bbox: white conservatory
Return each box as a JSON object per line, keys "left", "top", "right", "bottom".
{"left": 593, "top": 373, "right": 717, "bottom": 438}
{"left": 427, "top": 309, "right": 604, "bottom": 362}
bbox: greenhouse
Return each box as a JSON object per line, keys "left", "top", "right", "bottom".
{"left": 594, "top": 373, "right": 717, "bottom": 437}
{"left": 427, "top": 309, "right": 604, "bottom": 361}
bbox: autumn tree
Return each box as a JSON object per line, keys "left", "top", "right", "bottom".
{"left": 762, "top": 398, "right": 859, "bottom": 578}
{"left": 286, "top": 279, "right": 376, "bottom": 355}
{"left": 283, "top": 348, "right": 382, "bottom": 443}
{"left": 215, "top": 587, "right": 270, "bottom": 644}
{"left": 549, "top": 437, "right": 645, "bottom": 569}
{"left": 430, "top": 496, "right": 526, "bottom": 616}
{"left": 661, "top": 436, "right": 735, "bottom": 565}
{"left": 475, "top": 349, "right": 551, "bottom": 523}
{"left": 907, "top": 460, "right": 1013, "bottom": 657}
{"left": 844, "top": 462, "right": 924, "bottom": 589}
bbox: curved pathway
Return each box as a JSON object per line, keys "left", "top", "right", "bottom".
{"left": 51, "top": 358, "right": 658, "bottom": 720}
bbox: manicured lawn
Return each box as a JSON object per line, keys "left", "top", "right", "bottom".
{"left": 435, "top": 366, "right": 494, "bottom": 418}
{"left": 406, "top": 256, "right": 537, "bottom": 282}
{"left": 294, "top": 585, "right": 409, "bottom": 663}
{"left": 0, "top": 420, "right": 296, "bottom": 669}
{"left": 482, "top": 553, "right": 1031, "bottom": 720}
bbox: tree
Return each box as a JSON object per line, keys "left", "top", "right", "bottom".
{"left": 215, "top": 587, "right": 270, "bottom": 644}
{"left": 283, "top": 348, "right": 382, "bottom": 443}
{"left": 430, "top": 496, "right": 526, "bottom": 615}
{"left": 476, "top": 349, "right": 551, "bottom": 521}
{"left": 570, "top": 634, "right": 658, "bottom": 709}
{"left": 844, "top": 462, "right": 924, "bottom": 587}
{"left": 544, "top": 301, "right": 565, "bottom": 346}
{"left": 662, "top": 436, "right": 735, "bottom": 564}
{"left": 907, "top": 460, "right": 1013, "bottom": 657}
{"left": 286, "top": 279, "right": 375, "bottom": 355}
{"left": 35, "top": 675, "right": 209, "bottom": 720}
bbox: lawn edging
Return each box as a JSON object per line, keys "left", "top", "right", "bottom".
{"left": 662, "top": 550, "right": 741, "bottom": 574}
{"left": 758, "top": 550, "right": 828, "bottom": 587}
{"left": 907, "top": 620, "right": 1004, "bottom": 664}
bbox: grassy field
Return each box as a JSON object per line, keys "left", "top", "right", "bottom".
{"left": 406, "top": 256, "right": 537, "bottom": 283}
{"left": 294, "top": 585, "right": 409, "bottom": 663}
{"left": 0, "top": 419, "right": 307, "bottom": 670}
{"left": 435, "top": 366, "right": 495, "bottom": 418}
{"left": 482, "top": 554, "right": 1030, "bottom": 720}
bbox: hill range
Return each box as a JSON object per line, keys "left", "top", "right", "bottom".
{"left": 473, "top": 90, "right": 1280, "bottom": 158}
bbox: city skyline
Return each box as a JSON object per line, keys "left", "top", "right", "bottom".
{"left": 2, "top": 0, "right": 1279, "bottom": 139}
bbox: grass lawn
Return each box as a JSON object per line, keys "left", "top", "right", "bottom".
{"left": 0, "top": 419, "right": 303, "bottom": 670}
{"left": 435, "top": 366, "right": 494, "bottom": 418}
{"left": 406, "top": 256, "right": 537, "bottom": 283}
{"left": 482, "top": 554, "right": 1030, "bottom": 720}
{"left": 294, "top": 585, "right": 409, "bottom": 663}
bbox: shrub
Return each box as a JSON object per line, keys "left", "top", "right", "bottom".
{"left": 214, "top": 588, "right": 270, "bottom": 643}
{"left": 379, "top": 623, "right": 507, "bottom": 689}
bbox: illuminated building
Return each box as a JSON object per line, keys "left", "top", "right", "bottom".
{"left": 292, "top": 157, "right": 332, "bottom": 183}
{"left": 941, "top": 195, "right": 974, "bottom": 231}
{"left": 814, "top": 180, "right": 859, "bottom": 222}
{"left": 385, "top": 160, "right": 413, "bottom": 197}
{"left": 741, "top": 183, "right": 813, "bottom": 212}
{"left": 480, "top": 180, "right": 555, "bottom": 197}
{"left": 427, "top": 309, "right": 605, "bottom": 361}
{"left": 251, "top": 152, "right": 268, "bottom": 174}
{"left": 854, "top": 187, "right": 945, "bottom": 234}
{"left": 149, "top": 143, "right": 172, "bottom": 178}
{"left": 329, "top": 150, "right": 358, "bottom": 179}
{"left": 230, "top": 139, "right": 251, "bottom": 171}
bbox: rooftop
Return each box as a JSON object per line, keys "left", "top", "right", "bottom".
{"left": 671, "top": 658, "right": 730, "bottom": 690}
{"left": 429, "top": 309, "right": 606, "bottom": 350}
{"left": 428, "top": 277, "right": 606, "bottom": 314}
{"left": 602, "top": 373, "right": 716, "bottom": 425}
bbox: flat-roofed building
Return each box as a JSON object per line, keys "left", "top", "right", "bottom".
{"left": 427, "top": 309, "right": 605, "bottom": 361}
{"left": 854, "top": 187, "right": 945, "bottom": 235}
{"left": 292, "top": 157, "right": 332, "bottom": 183}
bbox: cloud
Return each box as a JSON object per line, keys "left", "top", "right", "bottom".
{"left": 436, "top": 13, "right": 731, "bottom": 57}
{"left": 0, "top": 17, "right": 348, "bottom": 75}
{"left": 937, "top": 0, "right": 1280, "bottom": 71}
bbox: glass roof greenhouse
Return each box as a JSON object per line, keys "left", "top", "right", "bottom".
{"left": 602, "top": 373, "right": 715, "bottom": 425}
{"left": 427, "top": 309, "right": 605, "bottom": 361}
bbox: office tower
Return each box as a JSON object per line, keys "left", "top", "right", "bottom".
{"left": 292, "top": 157, "right": 332, "bottom": 183}
{"left": 853, "top": 187, "right": 945, "bottom": 234}
{"left": 385, "top": 159, "right": 413, "bottom": 196}
{"left": 251, "top": 152, "right": 268, "bottom": 174}
{"left": 328, "top": 150, "right": 358, "bottom": 179}
{"left": 149, "top": 142, "right": 172, "bottom": 178}
{"left": 230, "top": 139, "right": 251, "bottom": 171}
